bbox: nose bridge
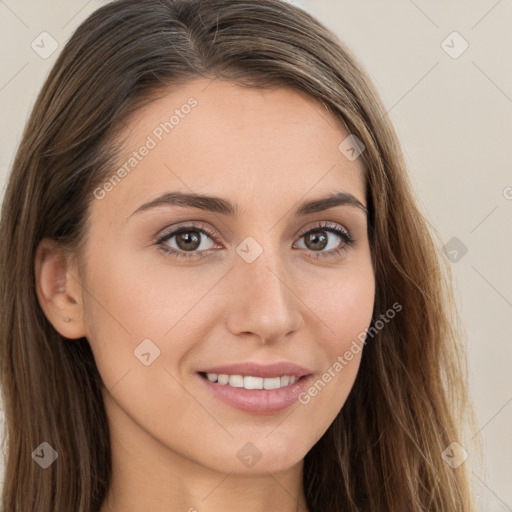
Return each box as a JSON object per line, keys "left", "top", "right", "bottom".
{"left": 225, "top": 234, "right": 303, "bottom": 342}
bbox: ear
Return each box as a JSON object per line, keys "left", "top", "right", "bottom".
{"left": 34, "top": 238, "right": 87, "bottom": 339}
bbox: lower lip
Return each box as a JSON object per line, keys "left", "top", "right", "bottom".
{"left": 198, "top": 373, "right": 312, "bottom": 414}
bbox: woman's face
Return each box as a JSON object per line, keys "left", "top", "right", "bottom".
{"left": 77, "top": 79, "right": 375, "bottom": 474}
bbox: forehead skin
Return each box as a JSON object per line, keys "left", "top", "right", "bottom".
{"left": 90, "top": 78, "right": 367, "bottom": 234}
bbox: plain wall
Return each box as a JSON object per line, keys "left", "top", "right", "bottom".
{"left": 0, "top": 1, "right": 510, "bottom": 510}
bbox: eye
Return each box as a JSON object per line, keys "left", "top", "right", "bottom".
{"left": 294, "top": 221, "right": 355, "bottom": 259}
{"left": 155, "top": 223, "right": 218, "bottom": 259}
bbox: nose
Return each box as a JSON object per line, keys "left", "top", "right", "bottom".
{"left": 224, "top": 243, "right": 304, "bottom": 344}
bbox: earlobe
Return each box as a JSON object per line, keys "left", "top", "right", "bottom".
{"left": 34, "top": 238, "right": 87, "bottom": 340}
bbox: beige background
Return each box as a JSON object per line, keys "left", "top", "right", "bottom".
{"left": 0, "top": 1, "right": 511, "bottom": 509}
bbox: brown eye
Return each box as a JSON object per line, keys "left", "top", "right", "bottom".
{"left": 303, "top": 231, "right": 328, "bottom": 251}
{"left": 156, "top": 225, "right": 218, "bottom": 258}
{"left": 175, "top": 231, "right": 202, "bottom": 251}
{"left": 295, "top": 222, "right": 355, "bottom": 259}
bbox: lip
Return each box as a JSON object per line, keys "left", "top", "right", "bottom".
{"left": 196, "top": 362, "right": 312, "bottom": 415}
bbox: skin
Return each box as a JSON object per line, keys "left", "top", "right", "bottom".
{"left": 35, "top": 79, "right": 375, "bottom": 512}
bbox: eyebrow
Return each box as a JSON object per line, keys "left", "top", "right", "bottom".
{"left": 129, "top": 190, "right": 368, "bottom": 219}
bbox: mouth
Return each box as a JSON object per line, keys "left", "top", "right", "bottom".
{"left": 196, "top": 362, "right": 312, "bottom": 414}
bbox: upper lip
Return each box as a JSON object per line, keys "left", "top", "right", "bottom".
{"left": 198, "top": 362, "right": 311, "bottom": 379}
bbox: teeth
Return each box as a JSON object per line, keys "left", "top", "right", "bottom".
{"left": 263, "top": 377, "right": 281, "bottom": 390}
{"left": 244, "top": 376, "right": 263, "bottom": 390}
{"left": 205, "top": 373, "right": 299, "bottom": 389}
{"left": 217, "top": 374, "right": 229, "bottom": 385}
{"left": 229, "top": 375, "right": 244, "bottom": 387}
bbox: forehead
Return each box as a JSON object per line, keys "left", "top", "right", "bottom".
{"left": 94, "top": 78, "right": 366, "bottom": 219}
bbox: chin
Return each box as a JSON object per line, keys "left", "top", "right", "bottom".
{"left": 199, "top": 432, "right": 311, "bottom": 476}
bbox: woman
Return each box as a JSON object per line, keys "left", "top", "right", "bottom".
{"left": 0, "top": 0, "right": 475, "bottom": 510}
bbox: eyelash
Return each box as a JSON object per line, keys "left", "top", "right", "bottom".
{"left": 154, "top": 221, "right": 356, "bottom": 260}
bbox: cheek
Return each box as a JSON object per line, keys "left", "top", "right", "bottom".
{"left": 294, "top": 264, "right": 375, "bottom": 426}
{"left": 80, "top": 241, "right": 224, "bottom": 387}
{"left": 82, "top": 237, "right": 192, "bottom": 333}
{"left": 80, "top": 247, "right": 212, "bottom": 440}
{"left": 309, "top": 261, "right": 376, "bottom": 353}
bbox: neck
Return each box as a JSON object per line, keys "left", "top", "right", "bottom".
{"left": 102, "top": 452, "right": 307, "bottom": 512}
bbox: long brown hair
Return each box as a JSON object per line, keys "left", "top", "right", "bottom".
{"left": 0, "top": 0, "right": 475, "bottom": 510}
